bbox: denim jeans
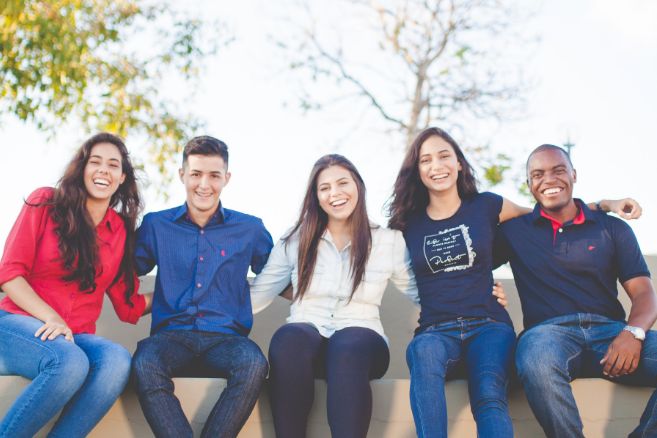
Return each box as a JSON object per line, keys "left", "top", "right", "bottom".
{"left": 516, "top": 313, "right": 657, "bottom": 438}
{"left": 406, "top": 317, "right": 516, "bottom": 438}
{"left": 131, "top": 329, "right": 268, "bottom": 438}
{"left": 0, "top": 310, "right": 132, "bottom": 438}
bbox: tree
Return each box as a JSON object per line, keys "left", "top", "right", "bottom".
{"left": 0, "top": 0, "right": 228, "bottom": 185}
{"left": 277, "top": 0, "right": 534, "bottom": 186}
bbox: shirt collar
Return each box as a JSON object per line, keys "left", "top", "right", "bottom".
{"left": 173, "top": 202, "right": 226, "bottom": 225}
{"left": 532, "top": 198, "right": 594, "bottom": 226}
{"left": 99, "top": 208, "right": 121, "bottom": 232}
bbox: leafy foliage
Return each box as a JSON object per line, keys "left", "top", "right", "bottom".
{"left": 0, "top": 0, "right": 227, "bottom": 186}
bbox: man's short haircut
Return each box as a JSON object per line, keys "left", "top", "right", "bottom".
{"left": 526, "top": 144, "right": 573, "bottom": 174}
{"left": 182, "top": 136, "right": 229, "bottom": 167}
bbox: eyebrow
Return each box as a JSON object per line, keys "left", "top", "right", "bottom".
{"left": 89, "top": 154, "right": 120, "bottom": 162}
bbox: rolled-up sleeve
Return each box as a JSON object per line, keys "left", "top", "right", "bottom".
{"left": 0, "top": 189, "right": 51, "bottom": 286}
{"left": 106, "top": 273, "right": 146, "bottom": 324}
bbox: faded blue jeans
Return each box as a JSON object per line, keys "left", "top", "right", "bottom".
{"left": 406, "top": 317, "right": 516, "bottom": 438}
{"left": 516, "top": 313, "right": 657, "bottom": 438}
{"left": 0, "top": 310, "right": 132, "bottom": 438}
{"left": 131, "top": 329, "right": 268, "bottom": 438}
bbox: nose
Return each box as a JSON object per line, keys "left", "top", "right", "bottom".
{"left": 199, "top": 174, "right": 210, "bottom": 188}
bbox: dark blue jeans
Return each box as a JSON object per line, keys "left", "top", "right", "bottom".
{"left": 516, "top": 313, "right": 657, "bottom": 438}
{"left": 268, "top": 323, "right": 390, "bottom": 438}
{"left": 0, "top": 310, "right": 132, "bottom": 438}
{"left": 131, "top": 330, "right": 268, "bottom": 438}
{"left": 406, "top": 317, "right": 516, "bottom": 438}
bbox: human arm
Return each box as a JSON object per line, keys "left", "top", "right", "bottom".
{"left": 134, "top": 214, "right": 158, "bottom": 276}
{"left": 0, "top": 189, "right": 73, "bottom": 341}
{"left": 389, "top": 231, "right": 420, "bottom": 306}
{"left": 600, "top": 276, "right": 657, "bottom": 377}
{"left": 1, "top": 276, "right": 73, "bottom": 341}
{"left": 498, "top": 197, "right": 642, "bottom": 223}
{"left": 594, "top": 198, "right": 642, "bottom": 220}
{"left": 251, "top": 238, "right": 294, "bottom": 313}
{"left": 493, "top": 281, "right": 507, "bottom": 307}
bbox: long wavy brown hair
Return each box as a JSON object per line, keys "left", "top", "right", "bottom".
{"left": 37, "top": 133, "right": 142, "bottom": 304}
{"left": 387, "top": 127, "right": 478, "bottom": 231}
{"left": 284, "top": 154, "right": 373, "bottom": 301}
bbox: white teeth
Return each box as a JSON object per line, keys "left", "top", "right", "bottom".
{"left": 93, "top": 178, "right": 110, "bottom": 187}
{"left": 431, "top": 173, "right": 448, "bottom": 180}
{"left": 543, "top": 187, "right": 563, "bottom": 195}
{"left": 330, "top": 199, "right": 347, "bottom": 207}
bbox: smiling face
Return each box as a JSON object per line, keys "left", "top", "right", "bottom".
{"left": 83, "top": 142, "right": 126, "bottom": 205}
{"left": 316, "top": 165, "right": 359, "bottom": 225}
{"left": 418, "top": 135, "right": 462, "bottom": 195}
{"left": 180, "top": 154, "right": 230, "bottom": 223}
{"left": 527, "top": 148, "right": 577, "bottom": 214}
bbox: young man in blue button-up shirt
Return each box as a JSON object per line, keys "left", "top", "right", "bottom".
{"left": 131, "top": 136, "right": 273, "bottom": 438}
{"left": 496, "top": 144, "right": 657, "bottom": 438}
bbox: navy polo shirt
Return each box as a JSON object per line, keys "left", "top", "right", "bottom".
{"left": 135, "top": 203, "right": 273, "bottom": 335}
{"left": 404, "top": 192, "right": 513, "bottom": 330}
{"left": 495, "top": 200, "right": 650, "bottom": 329}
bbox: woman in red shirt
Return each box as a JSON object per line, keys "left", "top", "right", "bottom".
{"left": 0, "top": 133, "right": 150, "bottom": 438}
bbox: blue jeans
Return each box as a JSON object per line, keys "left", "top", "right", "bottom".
{"left": 0, "top": 310, "right": 132, "bottom": 438}
{"left": 131, "top": 329, "right": 268, "bottom": 438}
{"left": 516, "top": 313, "right": 657, "bottom": 438}
{"left": 406, "top": 317, "right": 516, "bottom": 438}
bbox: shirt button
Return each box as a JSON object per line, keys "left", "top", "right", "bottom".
{"left": 197, "top": 283, "right": 202, "bottom": 288}
{"left": 199, "top": 256, "right": 204, "bottom": 262}
{"left": 200, "top": 229, "right": 205, "bottom": 235}
{"left": 558, "top": 228, "right": 563, "bottom": 233}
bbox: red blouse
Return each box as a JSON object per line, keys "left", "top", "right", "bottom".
{"left": 0, "top": 187, "right": 145, "bottom": 334}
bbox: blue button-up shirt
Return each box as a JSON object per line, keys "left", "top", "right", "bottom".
{"left": 136, "top": 203, "right": 273, "bottom": 335}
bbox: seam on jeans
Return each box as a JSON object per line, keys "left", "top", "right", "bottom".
{"left": 0, "top": 324, "right": 68, "bottom": 435}
{"left": 564, "top": 350, "right": 581, "bottom": 380}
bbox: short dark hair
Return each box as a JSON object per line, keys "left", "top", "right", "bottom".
{"left": 182, "top": 136, "right": 229, "bottom": 167}
{"left": 526, "top": 144, "right": 573, "bottom": 174}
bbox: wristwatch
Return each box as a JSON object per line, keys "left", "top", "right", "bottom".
{"left": 623, "top": 325, "right": 646, "bottom": 341}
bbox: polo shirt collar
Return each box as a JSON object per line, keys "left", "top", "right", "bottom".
{"left": 532, "top": 198, "right": 596, "bottom": 226}
{"left": 173, "top": 202, "right": 226, "bottom": 225}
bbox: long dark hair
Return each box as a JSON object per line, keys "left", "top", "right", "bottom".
{"left": 387, "top": 127, "right": 478, "bottom": 231}
{"left": 45, "top": 133, "right": 142, "bottom": 303}
{"left": 284, "top": 154, "right": 373, "bottom": 301}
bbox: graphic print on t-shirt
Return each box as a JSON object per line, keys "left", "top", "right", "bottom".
{"left": 423, "top": 224, "right": 476, "bottom": 273}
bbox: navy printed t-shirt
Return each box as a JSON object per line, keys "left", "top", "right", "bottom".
{"left": 403, "top": 192, "right": 512, "bottom": 330}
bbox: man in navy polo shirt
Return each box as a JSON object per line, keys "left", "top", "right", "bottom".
{"left": 496, "top": 144, "right": 657, "bottom": 438}
{"left": 131, "top": 136, "right": 273, "bottom": 438}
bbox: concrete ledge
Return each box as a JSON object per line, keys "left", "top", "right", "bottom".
{"left": 0, "top": 376, "right": 652, "bottom": 437}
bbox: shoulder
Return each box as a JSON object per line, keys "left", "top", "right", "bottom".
{"left": 372, "top": 225, "right": 401, "bottom": 241}
{"left": 598, "top": 212, "right": 635, "bottom": 238}
{"left": 472, "top": 191, "right": 503, "bottom": 210}
{"left": 477, "top": 191, "right": 503, "bottom": 203}
{"left": 26, "top": 187, "right": 55, "bottom": 204}
{"left": 224, "top": 208, "right": 265, "bottom": 227}
{"left": 140, "top": 206, "right": 180, "bottom": 228}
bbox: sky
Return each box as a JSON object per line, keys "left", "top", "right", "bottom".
{"left": 1, "top": 0, "right": 656, "bottom": 258}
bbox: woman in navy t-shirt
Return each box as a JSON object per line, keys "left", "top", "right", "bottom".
{"left": 387, "top": 127, "right": 520, "bottom": 438}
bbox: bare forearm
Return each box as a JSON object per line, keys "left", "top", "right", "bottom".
{"left": 1, "top": 276, "right": 61, "bottom": 322}
{"left": 627, "top": 289, "right": 657, "bottom": 331}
